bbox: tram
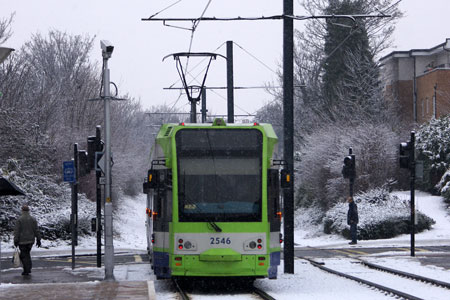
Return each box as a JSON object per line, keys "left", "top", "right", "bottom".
{"left": 143, "top": 118, "right": 283, "bottom": 279}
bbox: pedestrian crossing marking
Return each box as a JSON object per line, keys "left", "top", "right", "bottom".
{"left": 344, "top": 249, "right": 368, "bottom": 255}
{"left": 332, "top": 249, "right": 355, "bottom": 256}
{"left": 397, "top": 247, "right": 429, "bottom": 253}
{"left": 397, "top": 247, "right": 410, "bottom": 252}
{"left": 44, "top": 258, "right": 96, "bottom": 265}
{"left": 331, "top": 249, "right": 367, "bottom": 256}
{"left": 415, "top": 248, "right": 429, "bottom": 252}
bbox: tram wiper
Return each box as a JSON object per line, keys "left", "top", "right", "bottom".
{"left": 209, "top": 221, "right": 222, "bottom": 232}
{"left": 204, "top": 131, "right": 222, "bottom": 233}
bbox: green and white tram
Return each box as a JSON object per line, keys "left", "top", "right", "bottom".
{"left": 143, "top": 118, "right": 283, "bottom": 279}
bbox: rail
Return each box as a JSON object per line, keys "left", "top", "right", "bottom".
{"left": 301, "top": 257, "right": 424, "bottom": 300}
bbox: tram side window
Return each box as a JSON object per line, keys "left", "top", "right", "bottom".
{"left": 164, "top": 190, "right": 172, "bottom": 222}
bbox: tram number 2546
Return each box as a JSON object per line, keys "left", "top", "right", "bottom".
{"left": 210, "top": 237, "right": 232, "bottom": 245}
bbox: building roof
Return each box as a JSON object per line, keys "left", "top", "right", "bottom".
{"left": 380, "top": 39, "right": 450, "bottom": 63}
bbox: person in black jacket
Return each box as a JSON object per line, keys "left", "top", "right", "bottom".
{"left": 14, "top": 205, "right": 41, "bottom": 276}
{"left": 347, "top": 196, "right": 358, "bottom": 245}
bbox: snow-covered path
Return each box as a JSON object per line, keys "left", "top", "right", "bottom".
{"left": 396, "top": 191, "right": 450, "bottom": 242}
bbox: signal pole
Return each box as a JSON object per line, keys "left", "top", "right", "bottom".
{"left": 96, "top": 125, "right": 102, "bottom": 267}
{"left": 101, "top": 40, "right": 115, "bottom": 280}
{"left": 410, "top": 131, "right": 416, "bottom": 257}
{"left": 71, "top": 143, "right": 78, "bottom": 270}
{"left": 399, "top": 131, "right": 416, "bottom": 257}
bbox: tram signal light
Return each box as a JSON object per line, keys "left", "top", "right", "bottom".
{"left": 399, "top": 142, "right": 413, "bottom": 169}
{"left": 143, "top": 169, "right": 158, "bottom": 193}
{"left": 280, "top": 169, "right": 292, "bottom": 188}
{"left": 342, "top": 155, "right": 356, "bottom": 179}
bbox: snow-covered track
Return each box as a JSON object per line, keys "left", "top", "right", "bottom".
{"left": 172, "top": 278, "right": 190, "bottom": 300}
{"left": 171, "top": 278, "right": 276, "bottom": 300}
{"left": 301, "top": 257, "right": 450, "bottom": 300}
{"left": 358, "top": 259, "right": 450, "bottom": 290}
{"left": 252, "top": 285, "right": 277, "bottom": 300}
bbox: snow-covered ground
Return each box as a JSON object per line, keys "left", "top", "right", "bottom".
{"left": 293, "top": 191, "right": 450, "bottom": 249}
{"left": 2, "top": 191, "right": 450, "bottom": 299}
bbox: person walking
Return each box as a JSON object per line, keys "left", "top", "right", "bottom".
{"left": 13, "top": 205, "right": 41, "bottom": 276}
{"left": 347, "top": 196, "right": 358, "bottom": 245}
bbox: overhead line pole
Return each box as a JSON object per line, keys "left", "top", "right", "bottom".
{"left": 283, "top": 0, "right": 295, "bottom": 275}
{"left": 227, "top": 41, "right": 234, "bottom": 123}
{"left": 201, "top": 88, "right": 207, "bottom": 123}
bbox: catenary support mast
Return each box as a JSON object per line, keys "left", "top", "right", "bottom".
{"left": 283, "top": 0, "right": 295, "bottom": 274}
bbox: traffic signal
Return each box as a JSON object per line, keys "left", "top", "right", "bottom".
{"left": 342, "top": 155, "right": 356, "bottom": 179}
{"left": 77, "top": 150, "right": 89, "bottom": 177}
{"left": 87, "top": 136, "right": 96, "bottom": 170}
{"left": 87, "top": 136, "right": 104, "bottom": 171}
{"left": 399, "top": 142, "right": 413, "bottom": 169}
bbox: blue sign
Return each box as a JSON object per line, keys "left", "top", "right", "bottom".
{"left": 63, "top": 161, "right": 76, "bottom": 182}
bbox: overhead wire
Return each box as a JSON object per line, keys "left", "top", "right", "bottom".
{"left": 184, "top": 0, "right": 213, "bottom": 73}
{"left": 233, "top": 42, "right": 278, "bottom": 75}
{"left": 147, "top": 0, "right": 184, "bottom": 19}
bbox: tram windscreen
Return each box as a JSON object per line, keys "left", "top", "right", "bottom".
{"left": 176, "top": 129, "right": 262, "bottom": 222}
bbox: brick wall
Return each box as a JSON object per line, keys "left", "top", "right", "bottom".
{"left": 385, "top": 80, "right": 414, "bottom": 123}
{"left": 417, "top": 69, "right": 450, "bottom": 123}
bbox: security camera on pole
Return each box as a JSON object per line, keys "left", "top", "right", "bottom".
{"left": 101, "top": 40, "right": 115, "bottom": 280}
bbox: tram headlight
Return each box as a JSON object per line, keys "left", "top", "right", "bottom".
{"left": 184, "top": 241, "right": 192, "bottom": 249}
{"left": 249, "top": 241, "right": 257, "bottom": 249}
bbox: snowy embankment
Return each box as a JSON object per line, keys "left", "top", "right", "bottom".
{"left": 2, "top": 193, "right": 148, "bottom": 254}
{"left": 59, "top": 193, "right": 148, "bottom": 252}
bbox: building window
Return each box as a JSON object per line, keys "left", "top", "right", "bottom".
{"left": 421, "top": 99, "right": 424, "bottom": 119}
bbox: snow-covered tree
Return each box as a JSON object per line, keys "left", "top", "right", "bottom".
{"left": 416, "top": 115, "right": 450, "bottom": 195}
{"left": 296, "top": 121, "right": 399, "bottom": 210}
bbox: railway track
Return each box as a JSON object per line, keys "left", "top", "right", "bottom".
{"left": 172, "top": 278, "right": 277, "bottom": 300}
{"left": 301, "top": 257, "right": 450, "bottom": 300}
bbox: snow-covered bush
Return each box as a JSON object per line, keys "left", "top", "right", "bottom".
{"left": 416, "top": 115, "right": 450, "bottom": 193}
{"left": 0, "top": 160, "right": 95, "bottom": 242}
{"left": 435, "top": 169, "right": 450, "bottom": 204}
{"left": 295, "top": 122, "right": 399, "bottom": 209}
{"left": 323, "top": 188, "right": 435, "bottom": 240}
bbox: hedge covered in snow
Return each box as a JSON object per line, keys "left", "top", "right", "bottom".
{"left": 1, "top": 159, "right": 95, "bottom": 243}
{"left": 323, "top": 188, "right": 435, "bottom": 240}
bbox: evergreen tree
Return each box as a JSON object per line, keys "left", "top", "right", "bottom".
{"left": 322, "top": 0, "right": 376, "bottom": 112}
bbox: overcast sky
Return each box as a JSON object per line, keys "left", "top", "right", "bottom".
{"left": 2, "top": 0, "right": 450, "bottom": 116}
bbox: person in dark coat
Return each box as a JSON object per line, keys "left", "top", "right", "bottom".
{"left": 347, "top": 196, "right": 358, "bottom": 245}
{"left": 14, "top": 205, "right": 41, "bottom": 276}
